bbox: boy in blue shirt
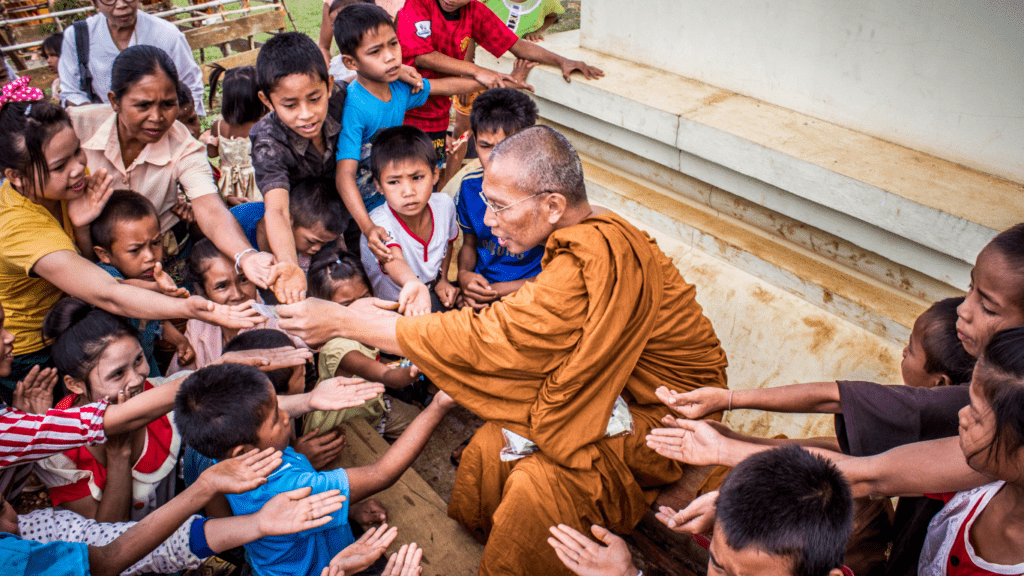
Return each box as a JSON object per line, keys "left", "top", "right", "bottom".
{"left": 333, "top": 3, "right": 531, "bottom": 262}
{"left": 174, "top": 363, "right": 455, "bottom": 576}
{"left": 455, "top": 88, "right": 545, "bottom": 310}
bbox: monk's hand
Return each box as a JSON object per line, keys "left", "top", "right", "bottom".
{"left": 216, "top": 345, "right": 313, "bottom": 371}
{"left": 656, "top": 491, "right": 718, "bottom": 535}
{"left": 655, "top": 386, "right": 729, "bottom": 419}
{"left": 277, "top": 298, "right": 350, "bottom": 348}
{"left": 327, "top": 523, "right": 399, "bottom": 574}
{"left": 189, "top": 296, "right": 260, "bottom": 330}
{"left": 293, "top": 428, "right": 348, "bottom": 471}
{"left": 398, "top": 281, "right": 431, "bottom": 316}
{"left": 309, "top": 377, "right": 385, "bottom": 412}
{"left": 646, "top": 418, "right": 727, "bottom": 466}
{"left": 256, "top": 486, "right": 346, "bottom": 537}
{"left": 268, "top": 262, "right": 308, "bottom": 304}
{"left": 458, "top": 271, "right": 498, "bottom": 305}
{"left": 547, "top": 524, "right": 638, "bottom": 576}
{"left": 435, "top": 279, "right": 459, "bottom": 309}
{"left": 380, "top": 543, "right": 423, "bottom": 576}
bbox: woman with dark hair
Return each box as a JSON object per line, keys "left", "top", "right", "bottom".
{"left": 68, "top": 46, "right": 277, "bottom": 288}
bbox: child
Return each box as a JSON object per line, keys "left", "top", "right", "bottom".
{"left": 41, "top": 33, "right": 64, "bottom": 100}
{"left": 169, "top": 239, "right": 304, "bottom": 372}
{"left": 230, "top": 178, "right": 347, "bottom": 273}
{"left": 319, "top": 0, "right": 370, "bottom": 82}
{"left": 482, "top": 0, "right": 564, "bottom": 43}
{"left": 359, "top": 126, "right": 459, "bottom": 314}
{"left": 33, "top": 299, "right": 182, "bottom": 521}
{"left": 176, "top": 83, "right": 202, "bottom": 141}
{"left": 204, "top": 64, "right": 268, "bottom": 204}
{"left": 250, "top": 32, "right": 350, "bottom": 301}
{"left": 395, "top": 0, "right": 602, "bottom": 178}
{"left": 455, "top": 88, "right": 544, "bottom": 310}
{"left": 548, "top": 445, "right": 854, "bottom": 576}
{"left": 174, "top": 362, "right": 456, "bottom": 576}
{"left": 306, "top": 245, "right": 421, "bottom": 439}
{"left": 89, "top": 190, "right": 196, "bottom": 375}
{"left": 332, "top": 3, "right": 529, "bottom": 259}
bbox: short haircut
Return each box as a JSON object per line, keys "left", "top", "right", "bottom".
{"left": 42, "top": 33, "right": 63, "bottom": 58}
{"left": 223, "top": 329, "right": 297, "bottom": 394}
{"left": 174, "top": 363, "right": 276, "bottom": 460}
{"left": 918, "top": 297, "right": 975, "bottom": 385}
{"left": 489, "top": 125, "right": 587, "bottom": 206}
{"left": 334, "top": 3, "right": 395, "bottom": 57}
{"left": 256, "top": 32, "right": 330, "bottom": 96}
{"left": 290, "top": 178, "right": 348, "bottom": 234}
{"left": 89, "top": 190, "right": 160, "bottom": 251}
{"left": 329, "top": 0, "right": 372, "bottom": 15}
{"left": 469, "top": 88, "right": 538, "bottom": 135}
{"left": 987, "top": 223, "right": 1024, "bottom": 309}
{"left": 307, "top": 245, "right": 369, "bottom": 300}
{"left": 176, "top": 82, "right": 194, "bottom": 107}
{"left": 971, "top": 326, "right": 1024, "bottom": 464}
{"left": 716, "top": 445, "right": 853, "bottom": 576}
{"left": 369, "top": 125, "right": 438, "bottom": 182}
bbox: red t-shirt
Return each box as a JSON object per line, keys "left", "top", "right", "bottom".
{"left": 396, "top": 0, "right": 519, "bottom": 131}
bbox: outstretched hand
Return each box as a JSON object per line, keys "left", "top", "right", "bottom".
{"left": 12, "top": 365, "right": 58, "bottom": 414}
{"left": 381, "top": 543, "right": 423, "bottom": 576}
{"left": 655, "top": 491, "right": 718, "bottom": 535}
{"left": 398, "top": 282, "right": 431, "bottom": 316}
{"left": 646, "top": 417, "right": 727, "bottom": 466}
{"left": 310, "top": 377, "right": 385, "bottom": 411}
{"left": 328, "top": 523, "right": 399, "bottom": 574}
{"left": 256, "top": 486, "right": 347, "bottom": 537}
{"left": 239, "top": 251, "right": 276, "bottom": 290}
{"left": 153, "top": 262, "right": 189, "bottom": 298}
{"left": 216, "top": 345, "right": 313, "bottom": 371}
{"left": 268, "top": 262, "right": 308, "bottom": 304}
{"left": 655, "top": 386, "right": 730, "bottom": 419}
{"left": 200, "top": 447, "right": 282, "bottom": 495}
{"left": 559, "top": 59, "right": 604, "bottom": 83}
{"left": 189, "top": 297, "right": 261, "bottom": 330}
{"left": 293, "top": 428, "right": 347, "bottom": 471}
{"left": 277, "top": 298, "right": 349, "bottom": 348}
{"left": 547, "top": 524, "right": 637, "bottom": 576}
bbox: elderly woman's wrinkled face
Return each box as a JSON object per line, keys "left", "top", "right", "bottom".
{"left": 93, "top": 0, "right": 139, "bottom": 32}
{"left": 111, "top": 69, "right": 179, "bottom": 147}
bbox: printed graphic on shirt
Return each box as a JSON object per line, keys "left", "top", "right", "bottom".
{"left": 415, "top": 20, "right": 431, "bottom": 38}
{"left": 356, "top": 128, "right": 387, "bottom": 210}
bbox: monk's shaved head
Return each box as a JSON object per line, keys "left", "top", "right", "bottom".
{"left": 489, "top": 126, "right": 587, "bottom": 206}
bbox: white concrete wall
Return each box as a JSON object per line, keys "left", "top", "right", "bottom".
{"left": 580, "top": 0, "right": 1024, "bottom": 184}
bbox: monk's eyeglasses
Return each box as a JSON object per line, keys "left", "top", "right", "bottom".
{"left": 96, "top": 0, "right": 139, "bottom": 6}
{"left": 479, "top": 190, "right": 547, "bottom": 214}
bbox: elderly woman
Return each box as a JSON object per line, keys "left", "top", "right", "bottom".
{"left": 66, "top": 46, "right": 293, "bottom": 298}
{"left": 57, "top": 0, "right": 204, "bottom": 113}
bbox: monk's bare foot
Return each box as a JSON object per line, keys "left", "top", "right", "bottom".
{"left": 350, "top": 498, "right": 388, "bottom": 529}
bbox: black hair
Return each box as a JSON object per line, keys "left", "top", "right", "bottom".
{"left": 174, "top": 363, "right": 276, "bottom": 460}
{"left": 89, "top": 190, "right": 160, "bottom": 251}
{"left": 185, "top": 238, "right": 228, "bottom": 293}
{"left": 176, "top": 82, "right": 194, "bottom": 108}
{"left": 970, "top": 326, "right": 1024, "bottom": 467}
{"left": 223, "top": 329, "right": 297, "bottom": 394}
{"left": 42, "top": 298, "right": 140, "bottom": 389}
{"left": 987, "top": 223, "right": 1024, "bottom": 310}
{"left": 716, "top": 445, "right": 853, "bottom": 576}
{"left": 307, "top": 245, "right": 369, "bottom": 300}
{"left": 333, "top": 3, "right": 395, "bottom": 57}
{"left": 490, "top": 125, "right": 587, "bottom": 205}
{"left": 916, "top": 297, "right": 976, "bottom": 384}
{"left": 329, "top": 0, "right": 373, "bottom": 15}
{"left": 42, "top": 33, "right": 63, "bottom": 58}
{"left": 110, "top": 45, "right": 180, "bottom": 102}
{"left": 369, "top": 125, "right": 438, "bottom": 182}
{"left": 208, "top": 64, "right": 267, "bottom": 126}
{"left": 469, "top": 88, "right": 538, "bottom": 136}
{"left": 290, "top": 178, "right": 347, "bottom": 234}
{"left": 255, "top": 32, "right": 330, "bottom": 96}
{"left": 0, "top": 100, "right": 72, "bottom": 198}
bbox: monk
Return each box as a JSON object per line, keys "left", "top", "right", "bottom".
{"left": 278, "top": 126, "right": 729, "bottom": 575}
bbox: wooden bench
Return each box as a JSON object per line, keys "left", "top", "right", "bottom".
{"left": 182, "top": 5, "right": 287, "bottom": 83}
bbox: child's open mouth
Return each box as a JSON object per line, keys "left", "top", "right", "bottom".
{"left": 297, "top": 123, "right": 319, "bottom": 133}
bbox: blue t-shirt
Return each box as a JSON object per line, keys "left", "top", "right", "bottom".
{"left": 98, "top": 263, "right": 162, "bottom": 377}
{"left": 455, "top": 168, "right": 544, "bottom": 283}
{"left": 336, "top": 79, "right": 431, "bottom": 212}
{"left": 225, "top": 447, "right": 354, "bottom": 576}
{"left": 230, "top": 201, "right": 266, "bottom": 250}
{"left": 1, "top": 532, "right": 89, "bottom": 576}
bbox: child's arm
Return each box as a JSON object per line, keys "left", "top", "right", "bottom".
{"left": 655, "top": 382, "right": 843, "bottom": 420}
{"left": 336, "top": 159, "right": 392, "bottom": 261}
{"left": 202, "top": 120, "right": 220, "bottom": 159}
{"left": 456, "top": 233, "right": 494, "bottom": 310}
{"left": 412, "top": 52, "right": 523, "bottom": 91}
{"left": 262, "top": 188, "right": 300, "bottom": 267}
{"left": 383, "top": 247, "right": 432, "bottom": 316}
{"left": 523, "top": 13, "right": 559, "bottom": 42}
{"left": 434, "top": 241, "right": 459, "bottom": 309}
{"left": 318, "top": 2, "right": 334, "bottom": 67}
{"left": 203, "top": 486, "right": 346, "bottom": 552}
{"left": 161, "top": 321, "right": 196, "bottom": 368}
{"left": 346, "top": 392, "right": 456, "bottom": 503}
{"left": 85, "top": 448, "right": 281, "bottom": 576}
{"left": 335, "top": 351, "right": 420, "bottom": 389}
{"left": 62, "top": 431, "right": 134, "bottom": 522}
{"left": 277, "top": 376, "right": 386, "bottom": 417}
{"left": 507, "top": 39, "right": 604, "bottom": 83}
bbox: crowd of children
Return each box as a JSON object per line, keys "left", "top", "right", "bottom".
{"left": 0, "top": 1, "right": 1021, "bottom": 576}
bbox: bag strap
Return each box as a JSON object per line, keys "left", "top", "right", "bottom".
{"left": 73, "top": 21, "right": 101, "bottom": 104}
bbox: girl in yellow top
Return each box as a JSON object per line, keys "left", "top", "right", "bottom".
{"left": 0, "top": 77, "right": 259, "bottom": 403}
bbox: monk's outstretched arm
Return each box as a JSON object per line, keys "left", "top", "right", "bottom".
{"left": 278, "top": 298, "right": 404, "bottom": 355}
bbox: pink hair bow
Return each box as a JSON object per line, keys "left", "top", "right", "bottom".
{"left": 0, "top": 77, "right": 45, "bottom": 111}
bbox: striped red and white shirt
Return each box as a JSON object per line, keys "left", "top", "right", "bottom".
{"left": 0, "top": 401, "right": 108, "bottom": 468}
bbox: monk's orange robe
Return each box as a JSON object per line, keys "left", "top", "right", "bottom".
{"left": 396, "top": 213, "right": 728, "bottom": 575}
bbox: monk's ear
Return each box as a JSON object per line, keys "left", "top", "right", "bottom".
{"left": 544, "top": 192, "right": 568, "bottom": 224}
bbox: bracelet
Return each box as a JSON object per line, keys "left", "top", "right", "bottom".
{"left": 728, "top": 390, "right": 734, "bottom": 411}
{"left": 234, "top": 248, "right": 257, "bottom": 273}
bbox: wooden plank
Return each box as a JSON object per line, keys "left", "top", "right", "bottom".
{"left": 333, "top": 418, "right": 485, "bottom": 576}
{"left": 184, "top": 10, "right": 284, "bottom": 50}
{"left": 200, "top": 48, "right": 259, "bottom": 82}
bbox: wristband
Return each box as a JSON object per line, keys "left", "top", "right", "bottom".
{"left": 188, "top": 516, "right": 216, "bottom": 559}
{"left": 234, "top": 248, "right": 257, "bottom": 273}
